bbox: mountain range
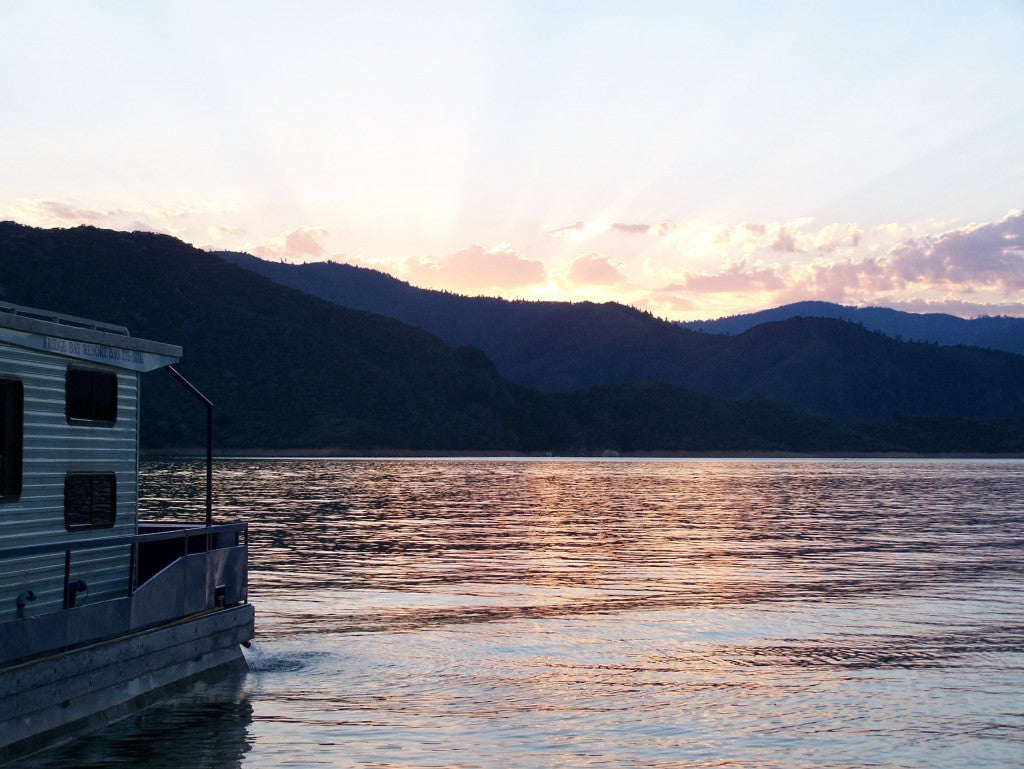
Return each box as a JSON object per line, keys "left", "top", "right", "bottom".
{"left": 679, "top": 301, "right": 1024, "bottom": 355}
{"left": 217, "top": 251, "right": 1024, "bottom": 425}
{"left": 1, "top": 221, "right": 1022, "bottom": 454}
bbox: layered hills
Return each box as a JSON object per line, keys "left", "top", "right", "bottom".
{"left": 0, "top": 223, "right": 529, "bottom": 450}
{"left": 218, "top": 251, "right": 1024, "bottom": 425}
{"left": 679, "top": 301, "right": 1024, "bottom": 355}
{"left": 2, "top": 221, "right": 1022, "bottom": 454}
{"left": 0, "top": 221, "right": 857, "bottom": 453}
{"left": 222, "top": 252, "right": 1024, "bottom": 359}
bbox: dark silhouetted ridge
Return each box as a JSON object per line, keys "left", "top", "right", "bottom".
{"left": 2, "top": 222, "right": 1021, "bottom": 454}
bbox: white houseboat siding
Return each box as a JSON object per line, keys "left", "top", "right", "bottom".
{"left": 0, "top": 346, "right": 137, "bottom": 617}
{"left": 0, "top": 307, "right": 181, "bottom": 621}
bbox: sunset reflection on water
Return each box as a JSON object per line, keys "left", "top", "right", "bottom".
{"left": 30, "top": 458, "right": 1022, "bottom": 768}
{"left": 158, "top": 458, "right": 1019, "bottom": 638}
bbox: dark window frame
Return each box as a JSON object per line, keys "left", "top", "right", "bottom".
{"left": 64, "top": 472, "right": 117, "bottom": 530}
{"left": 0, "top": 378, "right": 23, "bottom": 500}
{"left": 66, "top": 366, "right": 118, "bottom": 425}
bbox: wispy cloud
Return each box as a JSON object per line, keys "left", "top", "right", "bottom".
{"left": 649, "top": 284, "right": 695, "bottom": 313}
{"left": 0, "top": 198, "right": 236, "bottom": 241}
{"left": 610, "top": 222, "right": 678, "bottom": 237}
{"left": 568, "top": 253, "right": 626, "bottom": 285}
{"left": 548, "top": 220, "right": 587, "bottom": 237}
{"left": 36, "top": 201, "right": 128, "bottom": 223}
{"left": 208, "top": 223, "right": 246, "bottom": 238}
{"left": 404, "top": 243, "right": 546, "bottom": 293}
{"left": 551, "top": 220, "right": 679, "bottom": 238}
{"left": 610, "top": 222, "right": 652, "bottom": 235}
{"left": 885, "top": 296, "right": 1024, "bottom": 318}
{"left": 770, "top": 229, "right": 802, "bottom": 254}
{"left": 814, "top": 223, "right": 863, "bottom": 253}
{"left": 711, "top": 218, "right": 815, "bottom": 255}
{"left": 252, "top": 226, "right": 331, "bottom": 263}
{"left": 682, "top": 259, "right": 788, "bottom": 293}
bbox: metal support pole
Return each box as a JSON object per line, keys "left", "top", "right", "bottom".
{"left": 127, "top": 542, "right": 136, "bottom": 595}
{"left": 62, "top": 550, "right": 71, "bottom": 609}
{"left": 165, "top": 366, "right": 213, "bottom": 527}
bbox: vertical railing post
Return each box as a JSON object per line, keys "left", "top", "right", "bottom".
{"left": 127, "top": 541, "right": 136, "bottom": 595}
{"left": 165, "top": 366, "right": 213, "bottom": 527}
{"left": 62, "top": 550, "right": 71, "bottom": 609}
{"left": 205, "top": 397, "right": 213, "bottom": 527}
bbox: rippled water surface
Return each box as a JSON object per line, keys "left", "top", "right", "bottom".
{"left": 28, "top": 458, "right": 1024, "bottom": 768}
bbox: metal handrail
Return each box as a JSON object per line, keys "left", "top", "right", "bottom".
{"left": 0, "top": 521, "right": 247, "bottom": 562}
{"left": 0, "top": 300, "right": 130, "bottom": 336}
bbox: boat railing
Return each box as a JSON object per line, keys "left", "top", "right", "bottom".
{"left": 0, "top": 300, "right": 131, "bottom": 335}
{"left": 0, "top": 521, "right": 248, "bottom": 609}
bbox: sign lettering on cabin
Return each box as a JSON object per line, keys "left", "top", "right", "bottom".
{"left": 44, "top": 336, "right": 145, "bottom": 365}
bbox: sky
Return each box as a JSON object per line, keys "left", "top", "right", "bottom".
{"left": 1, "top": 1, "right": 1022, "bottom": 320}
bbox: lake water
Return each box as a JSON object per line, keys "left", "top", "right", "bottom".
{"left": 25, "top": 458, "right": 1024, "bottom": 768}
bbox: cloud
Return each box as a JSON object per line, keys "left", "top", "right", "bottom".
{"left": 549, "top": 220, "right": 680, "bottom": 239}
{"left": 37, "top": 201, "right": 123, "bottom": 222}
{"left": 30, "top": 200, "right": 220, "bottom": 225}
{"left": 659, "top": 211, "right": 1024, "bottom": 316}
{"left": 252, "top": 226, "right": 331, "bottom": 263}
{"left": 0, "top": 199, "right": 238, "bottom": 244}
{"left": 648, "top": 284, "right": 695, "bottom": 312}
{"left": 285, "top": 228, "right": 328, "bottom": 257}
{"left": 0, "top": 199, "right": 135, "bottom": 227}
{"left": 682, "top": 259, "right": 788, "bottom": 293}
{"left": 610, "top": 222, "right": 652, "bottom": 234}
{"left": 888, "top": 210, "right": 1024, "bottom": 290}
{"left": 675, "top": 250, "right": 895, "bottom": 306}
{"left": 814, "top": 223, "right": 862, "bottom": 253}
{"left": 207, "top": 223, "right": 246, "bottom": 238}
{"left": 548, "top": 220, "right": 587, "bottom": 237}
{"left": 770, "top": 228, "right": 802, "bottom": 253}
{"left": 710, "top": 218, "right": 813, "bottom": 256}
{"left": 790, "top": 254, "right": 895, "bottom": 301}
{"left": 610, "top": 222, "right": 679, "bottom": 236}
{"left": 404, "top": 243, "right": 546, "bottom": 293}
{"left": 885, "top": 296, "right": 1024, "bottom": 318}
{"left": 568, "top": 253, "right": 626, "bottom": 285}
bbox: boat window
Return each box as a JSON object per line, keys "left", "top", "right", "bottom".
{"left": 66, "top": 367, "right": 118, "bottom": 424}
{"left": 64, "top": 473, "right": 117, "bottom": 529}
{"left": 0, "top": 378, "right": 23, "bottom": 499}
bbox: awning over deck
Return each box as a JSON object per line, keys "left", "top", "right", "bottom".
{"left": 0, "top": 302, "right": 181, "bottom": 373}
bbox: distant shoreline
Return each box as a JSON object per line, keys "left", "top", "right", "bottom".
{"left": 141, "top": 448, "right": 1024, "bottom": 460}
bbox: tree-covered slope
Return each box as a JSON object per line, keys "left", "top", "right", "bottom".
{"left": 4, "top": 222, "right": 1022, "bottom": 454}
{"left": 690, "top": 317, "right": 1024, "bottom": 422}
{"left": 217, "top": 250, "right": 563, "bottom": 353}
{"left": 0, "top": 222, "right": 533, "bottom": 450}
{"left": 218, "top": 251, "right": 1024, "bottom": 425}
{"left": 680, "top": 300, "right": 1024, "bottom": 355}
{"left": 547, "top": 382, "right": 877, "bottom": 454}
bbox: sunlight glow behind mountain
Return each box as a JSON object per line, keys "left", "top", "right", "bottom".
{"left": 1, "top": 1, "right": 1021, "bottom": 319}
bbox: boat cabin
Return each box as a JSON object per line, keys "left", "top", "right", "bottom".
{"left": 0, "top": 303, "right": 253, "bottom": 763}
{"left": 0, "top": 304, "right": 181, "bottom": 619}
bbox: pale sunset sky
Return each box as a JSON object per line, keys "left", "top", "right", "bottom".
{"left": 1, "top": 1, "right": 1022, "bottom": 320}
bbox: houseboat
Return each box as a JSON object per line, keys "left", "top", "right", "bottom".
{"left": 0, "top": 303, "right": 253, "bottom": 764}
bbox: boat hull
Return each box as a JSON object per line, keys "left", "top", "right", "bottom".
{"left": 0, "top": 602, "right": 254, "bottom": 765}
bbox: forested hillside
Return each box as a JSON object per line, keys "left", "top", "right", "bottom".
{"left": 0, "top": 223, "right": 533, "bottom": 449}
{"left": 680, "top": 300, "right": 1024, "bottom": 354}
{"left": 3, "top": 222, "right": 1022, "bottom": 454}
{"left": 220, "top": 251, "right": 1024, "bottom": 424}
